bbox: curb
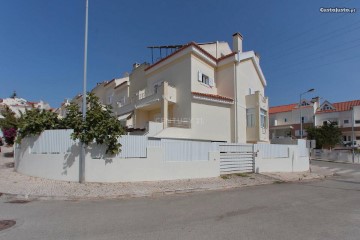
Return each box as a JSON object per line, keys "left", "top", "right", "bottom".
{"left": 311, "top": 159, "right": 359, "bottom": 165}
{"left": 0, "top": 176, "right": 327, "bottom": 202}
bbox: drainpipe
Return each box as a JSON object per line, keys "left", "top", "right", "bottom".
{"left": 234, "top": 60, "right": 238, "bottom": 143}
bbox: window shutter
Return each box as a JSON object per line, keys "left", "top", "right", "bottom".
{"left": 209, "top": 78, "right": 215, "bottom": 87}
{"left": 198, "top": 71, "right": 202, "bottom": 82}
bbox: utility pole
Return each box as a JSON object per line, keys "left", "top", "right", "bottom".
{"left": 352, "top": 106, "right": 355, "bottom": 163}
{"left": 79, "top": 0, "right": 89, "bottom": 183}
{"left": 299, "top": 88, "right": 315, "bottom": 139}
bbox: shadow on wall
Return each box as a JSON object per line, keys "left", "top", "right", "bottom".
{"left": 15, "top": 136, "right": 38, "bottom": 170}
{"left": 63, "top": 143, "right": 80, "bottom": 176}
{"left": 87, "top": 143, "right": 114, "bottom": 165}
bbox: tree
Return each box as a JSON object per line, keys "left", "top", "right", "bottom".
{"left": 0, "top": 106, "right": 18, "bottom": 145}
{"left": 306, "top": 121, "right": 342, "bottom": 149}
{"left": 14, "top": 93, "right": 125, "bottom": 155}
{"left": 16, "top": 108, "right": 63, "bottom": 143}
{"left": 65, "top": 93, "right": 125, "bottom": 155}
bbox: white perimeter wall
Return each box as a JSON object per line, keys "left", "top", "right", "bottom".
{"left": 254, "top": 140, "right": 309, "bottom": 173}
{"left": 14, "top": 131, "right": 310, "bottom": 183}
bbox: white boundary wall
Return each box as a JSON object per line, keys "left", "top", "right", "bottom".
{"left": 14, "top": 130, "right": 310, "bottom": 182}
{"left": 254, "top": 140, "right": 309, "bottom": 173}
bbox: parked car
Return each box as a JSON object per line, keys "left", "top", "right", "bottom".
{"left": 343, "top": 141, "right": 360, "bottom": 148}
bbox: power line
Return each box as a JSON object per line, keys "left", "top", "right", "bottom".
{"left": 270, "top": 39, "right": 360, "bottom": 71}
{"left": 270, "top": 54, "right": 360, "bottom": 77}
{"left": 268, "top": 20, "right": 360, "bottom": 61}
{"left": 264, "top": 13, "right": 348, "bottom": 52}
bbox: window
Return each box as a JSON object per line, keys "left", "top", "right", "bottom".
{"left": 301, "top": 117, "right": 305, "bottom": 123}
{"left": 348, "top": 136, "right": 352, "bottom": 141}
{"left": 355, "top": 120, "right": 360, "bottom": 124}
{"left": 356, "top": 136, "right": 360, "bottom": 140}
{"left": 198, "top": 71, "right": 214, "bottom": 87}
{"left": 344, "top": 119, "right": 349, "bottom": 124}
{"left": 248, "top": 88, "right": 252, "bottom": 95}
{"left": 260, "top": 109, "right": 267, "bottom": 129}
{"left": 343, "top": 136, "right": 347, "bottom": 141}
{"left": 246, "top": 109, "right": 255, "bottom": 128}
{"left": 284, "top": 118, "right": 287, "bottom": 122}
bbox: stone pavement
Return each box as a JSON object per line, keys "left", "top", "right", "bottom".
{"left": 0, "top": 146, "right": 330, "bottom": 200}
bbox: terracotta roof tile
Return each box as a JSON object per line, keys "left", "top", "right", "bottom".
{"left": 192, "top": 92, "right": 233, "bottom": 102}
{"left": 317, "top": 100, "right": 360, "bottom": 113}
{"left": 269, "top": 104, "right": 297, "bottom": 114}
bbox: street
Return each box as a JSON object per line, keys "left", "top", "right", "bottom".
{"left": 1, "top": 161, "right": 360, "bottom": 240}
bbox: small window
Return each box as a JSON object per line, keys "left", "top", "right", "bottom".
{"left": 246, "top": 109, "right": 255, "bottom": 128}
{"left": 343, "top": 136, "right": 347, "bottom": 141}
{"left": 344, "top": 119, "right": 349, "bottom": 124}
{"left": 355, "top": 120, "right": 360, "bottom": 124}
{"left": 284, "top": 118, "right": 287, "bottom": 123}
{"left": 356, "top": 136, "right": 360, "bottom": 140}
{"left": 198, "top": 71, "right": 214, "bottom": 87}
{"left": 260, "top": 109, "right": 267, "bottom": 129}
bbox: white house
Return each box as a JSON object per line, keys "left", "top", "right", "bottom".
{"left": 270, "top": 99, "right": 360, "bottom": 143}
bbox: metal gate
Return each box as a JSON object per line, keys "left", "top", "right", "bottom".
{"left": 219, "top": 144, "right": 255, "bottom": 174}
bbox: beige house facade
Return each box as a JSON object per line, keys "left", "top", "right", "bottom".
{"left": 115, "top": 33, "right": 269, "bottom": 143}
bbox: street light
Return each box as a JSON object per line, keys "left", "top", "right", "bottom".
{"left": 299, "top": 88, "right": 315, "bottom": 139}
{"left": 79, "top": 0, "right": 89, "bottom": 183}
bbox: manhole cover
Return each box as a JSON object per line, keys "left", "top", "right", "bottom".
{"left": 0, "top": 220, "right": 16, "bottom": 231}
{"left": 6, "top": 200, "right": 30, "bottom": 204}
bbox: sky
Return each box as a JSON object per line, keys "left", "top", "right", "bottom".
{"left": 1, "top": 0, "right": 359, "bottom": 108}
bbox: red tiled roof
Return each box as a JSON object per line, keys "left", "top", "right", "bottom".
{"left": 317, "top": 100, "right": 360, "bottom": 114}
{"left": 192, "top": 92, "right": 233, "bottom": 102}
{"left": 269, "top": 104, "right": 297, "bottom": 114}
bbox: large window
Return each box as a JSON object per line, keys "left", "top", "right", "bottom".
{"left": 260, "top": 109, "right": 267, "bottom": 129}
{"left": 246, "top": 108, "right": 255, "bottom": 128}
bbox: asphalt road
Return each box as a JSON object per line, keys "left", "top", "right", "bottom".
{"left": 1, "top": 161, "right": 359, "bottom": 240}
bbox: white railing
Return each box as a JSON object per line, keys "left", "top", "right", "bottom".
{"left": 154, "top": 118, "right": 191, "bottom": 129}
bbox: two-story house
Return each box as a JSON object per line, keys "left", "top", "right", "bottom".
{"left": 270, "top": 99, "right": 360, "bottom": 143}
{"left": 115, "top": 33, "right": 269, "bottom": 143}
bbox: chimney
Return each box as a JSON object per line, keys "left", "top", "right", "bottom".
{"left": 255, "top": 52, "right": 260, "bottom": 64}
{"left": 232, "top": 32, "right": 243, "bottom": 52}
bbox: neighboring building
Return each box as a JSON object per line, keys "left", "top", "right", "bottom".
{"left": 115, "top": 33, "right": 269, "bottom": 143}
{"left": 269, "top": 99, "right": 360, "bottom": 143}
{"left": 0, "top": 96, "right": 51, "bottom": 117}
{"left": 269, "top": 98, "right": 319, "bottom": 139}
{"left": 315, "top": 100, "right": 360, "bottom": 143}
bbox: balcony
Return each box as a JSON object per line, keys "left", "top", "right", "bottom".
{"left": 117, "top": 82, "right": 176, "bottom": 115}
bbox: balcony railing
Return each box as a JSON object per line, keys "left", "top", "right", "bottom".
{"left": 117, "top": 82, "right": 176, "bottom": 115}
{"left": 154, "top": 118, "right": 191, "bottom": 129}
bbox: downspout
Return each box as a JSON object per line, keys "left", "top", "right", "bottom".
{"left": 234, "top": 58, "right": 239, "bottom": 143}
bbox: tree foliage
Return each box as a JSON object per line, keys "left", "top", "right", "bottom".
{"left": 0, "top": 106, "right": 19, "bottom": 145}
{"left": 306, "top": 121, "right": 342, "bottom": 149}
{"left": 16, "top": 108, "right": 64, "bottom": 143}
{"left": 68, "top": 93, "right": 125, "bottom": 155}
{"left": 15, "top": 93, "right": 125, "bottom": 155}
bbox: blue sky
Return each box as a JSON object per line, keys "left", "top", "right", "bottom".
{"left": 1, "top": 0, "right": 359, "bottom": 108}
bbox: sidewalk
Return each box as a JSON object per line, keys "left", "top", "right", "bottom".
{"left": 0, "top": 146, "right": 331, "bottom": 201}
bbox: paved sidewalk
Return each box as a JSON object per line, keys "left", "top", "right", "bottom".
{"left": 0, "top": 146, "right": 329, "bottom": 200}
